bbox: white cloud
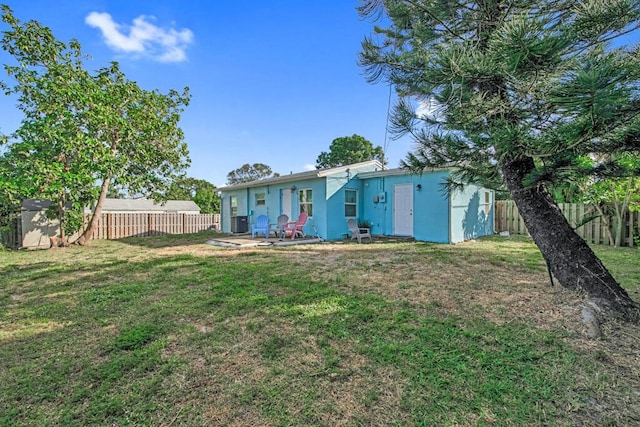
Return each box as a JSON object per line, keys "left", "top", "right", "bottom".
{"left": 85, "top": 12, "right": 193, "bottom": 63}
{"left": 416, "top": 97, "right": 444, "bottom": 121}
{"left": 304, "top": 164, "right": 316, "bottom": 171}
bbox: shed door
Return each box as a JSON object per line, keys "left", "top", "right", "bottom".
{"left": 393, "top": 184, "right": 414, "bottom": 236}
{"left": 281, "top": 189, "right": 292, "bottom": 218}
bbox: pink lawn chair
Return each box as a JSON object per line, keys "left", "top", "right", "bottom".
{"left": 283, "top": 212, "right": 308, "bottom": 239}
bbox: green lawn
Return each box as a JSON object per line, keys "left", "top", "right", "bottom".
{"left": 1, "top": 233, "right": 638, "bottom": 426}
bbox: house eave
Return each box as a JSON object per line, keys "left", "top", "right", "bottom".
{"left": 218, "top": 160, "right": 383, "bottom": 192}
{"left": 217, "top": 172, "right": 318, "bottom": 192}
{"left": 358, "top": 166, "right": 454, "bottom": 179}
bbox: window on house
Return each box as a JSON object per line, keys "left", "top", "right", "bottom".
{"left": 345, "top": 189, "right": 357, "bottom": 217}
{"left": 230, "top": 196, "right": 238, "bottom": 217}
{"left": 484, "top": 191, "right": 491, "bottom": 215}
{"left": 299, "top": 188, "right": 313, "bottom": 217}
{"left": 255, "top": 192, "right": 266, "bottom": 206}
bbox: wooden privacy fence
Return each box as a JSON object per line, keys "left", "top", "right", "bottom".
{"left": 495, "top": 200, "right": 639, "bottom": 247}
{"left": 0, "top": 215, "right": 21, "bottom": 249}
{"left": 87, "top": 213, "right": 220, "bottom": 240}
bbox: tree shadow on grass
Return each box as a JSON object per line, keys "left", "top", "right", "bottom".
{"left": 0, "top": 261, "right": 55, "bottom": 277}
{"left": 116, "top": 230, "right": 224, "bottom": 249}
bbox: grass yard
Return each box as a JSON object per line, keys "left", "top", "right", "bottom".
{"left": 1, "top": 233, "right": 639, "bottom": 426}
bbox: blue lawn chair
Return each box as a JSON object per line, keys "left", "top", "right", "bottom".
{"left": 251, "top": 215, "right": 269, "bottom": 239}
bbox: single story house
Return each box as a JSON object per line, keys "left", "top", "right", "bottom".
{"left": 217, "top": 160, "right": 494, "bottom": 243}
{"left": 19, "top": 198, "right": 201, "bottom": 249}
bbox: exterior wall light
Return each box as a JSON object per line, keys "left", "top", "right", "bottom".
{"left": 416, "top": 184, "right": 422, "bottom": 191}
{"left": 290, "top": 185, "right": 296, "bottom": 192}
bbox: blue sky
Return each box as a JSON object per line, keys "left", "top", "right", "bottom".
{"left": 0, "top": 1, "right": 410, "bottom": 187}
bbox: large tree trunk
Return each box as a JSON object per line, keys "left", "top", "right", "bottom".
{"left": 50, "top": 196, "right": 69, "bottom": 248}
{"left": 76, "top": 176, "right": 111, "bottom": 245}
{"left": 502, "top": 156, "right": 638, "bottom": 321}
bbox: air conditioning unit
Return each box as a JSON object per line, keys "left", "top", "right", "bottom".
{"left": 230, "top": 216, "right": 248, "bottom": 233}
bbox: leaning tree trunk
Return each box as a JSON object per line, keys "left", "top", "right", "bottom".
{"left": 502, "top": 156, "right": 638, "bottom": 321}
{"left": 76, "top": 176, "right": 111, "bottom": 245}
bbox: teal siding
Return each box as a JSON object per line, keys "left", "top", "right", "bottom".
{"left": 324, "top": 164, "right": 379, "bottom": 240}
{"left": 219, "top": 162, "right": 493, "bottom": 243}
{"left": 450, "top": 185, "right": 494, "bottom": 243}
{"left": 220, "top": 188, "right": 249, "bottom": 233}
{"left": 325, "top": 180, "right": 360, "bottom": 240}
{"left": 219, "top": 162, "right": 383, "bottom": 239}
{"left": 294, "top": 178, "right": 327, "bottom": 238}
{"left": 361, "top": 171, "right": 451, "bottom": 243}
{"left": 256, "top": 184, "right": 297, "bottom": 232}
{"left": 221, "top": 179, "right": 327, "bottom": 237}
{"left": 361, "top": 176, "right": 387, "bottom": 236}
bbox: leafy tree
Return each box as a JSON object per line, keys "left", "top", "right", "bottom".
{"left": 315, "top": 134, "right": 385, "bottom": 169}
{"left": 106, "top": 185, "right": 126, "bottom": 199}
{"left": 0, "top": 6, "right": 191, "bottom": 245}
{"left": 226, "top": 163, "right": 277, "bottom": 185}
{"left": 165, "top": 176, "right": 220, "bottom": 213}
{"left": 0, "top": 147, "right": 22, "bottom": 214}
{"left": 359, "top": 1, "right": 640, "bottom": 319}
{"left": 578, "top": 154, "right": 640, "bottom": 247}
{"left": 0, "top": 151, "right": 21, "bottom": 243}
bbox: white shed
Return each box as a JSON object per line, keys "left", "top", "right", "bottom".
{"left": 20, "top": 198, "right": 201, "bottom": 249}
{"left": 20, "top": 200, "right": 75, "bottom": 249}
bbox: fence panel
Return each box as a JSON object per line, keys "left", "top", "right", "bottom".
{"left": 495, "top": 200, "right": 637, "bottom": 247}
{"left": 83, "top": 212, "right": 220, "bottom": 240}
{"left": 0, "top": 215, "right": 21, "bottom": 249}
{"left": 629, "top": 211, "right": 640, "bottom": 247}
{"left": 6, "top": 211, "right": 220, "bottom": 249}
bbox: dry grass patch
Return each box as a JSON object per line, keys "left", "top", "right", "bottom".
{"left": 272, "top": 240, "right": 586, "bottom": 332}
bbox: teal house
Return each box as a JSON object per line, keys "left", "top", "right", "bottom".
{"left": 217, "top": 160, "right": 494, "bottom": 243}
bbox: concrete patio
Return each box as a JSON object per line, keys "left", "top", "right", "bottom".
{"left": 206, "top": 233, "right": 323, "bottom": 248}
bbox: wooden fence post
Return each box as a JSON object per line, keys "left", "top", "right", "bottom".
{"left": 629, "top": 211, "right": 637, "bottom": 247}
{"left": 493, "top": 200, "right": 638, "bottom": 247}
{"left": 78, "top": 212, "right": 219, "bottom": 241}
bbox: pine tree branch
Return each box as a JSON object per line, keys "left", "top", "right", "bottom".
{"left": 403, "top": 0, "right": 466, "bottom": 41}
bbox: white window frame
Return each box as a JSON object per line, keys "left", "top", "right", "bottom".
{"left": 230, "top": 196, "right": 238, "bottom": 217}
{"left": 344, "top": 189, "right": 357, "bottom": 218}
{"left": 298, "top": 188, "right": 313, "bottom": 217}
{"left": 255, "top": 192, "right": 266, "bottom": 206}
{"left": 484, "top": 191, "right": 491, "bottom": 215}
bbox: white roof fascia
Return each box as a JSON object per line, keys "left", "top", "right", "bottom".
{"left": 316, "top": 160, "right": 383, "bottom": 177}
{"left": 218, "top": 160, "right": 383, "bottom": 192}
{"left": 358, "top": 166, "right": 453, "bottom": 179}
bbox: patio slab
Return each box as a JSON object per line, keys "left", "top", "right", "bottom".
{"left": 206, "top": 234, "right": 323, "bottom": 248}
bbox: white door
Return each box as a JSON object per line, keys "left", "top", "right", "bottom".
{"left": 393, "top": 184, "right": 414, "bottom": 236}
{"left": 281, "top": 189, "right": 292, "bottom": 218}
